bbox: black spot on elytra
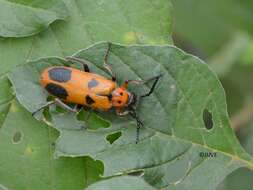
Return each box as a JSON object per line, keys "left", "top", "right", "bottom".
{"left": 45, "top": 83, "right": 68, "bottom": 99}
{"left": 203, "top": 109, "right": 213, "bottom": 130}
{"left": 107, "top": 94, "right": 112, "bottom": 101}
{"left": 48, "top": 67, "right": 71, "bottom": 83}
{"left": 88, "top": 78, "right": 99, "bottom": 88}
{"left": 85, "top": 95, "right": 95, "bottom": 105}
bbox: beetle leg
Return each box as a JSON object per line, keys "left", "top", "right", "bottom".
{"left": 103, "top": 43, "right": 116, "bottom": 81}
{"left": 72, "top": 104, "right": 83, "bottom": 112}
{"left": 65, "top": 56, "right": 90, "bottom": 72}
{"left": 85, "top": 108, "right": 93, "bottom": 121}
{"left": 32, "top": 99, "right": 81, "bottom": 117}
{"left": 32, "top": 100, "right": 55, "bottom": 116}
{"left": 55, "top": 98, "right": 78, "bottom": 113}
{"left": 116, "top": 110, "right": 129, "bottom": 116}
{"left": 115, "top": 107, "right": 129, "bottom": 116}
{"left": 116, "top": 108, "right": 142, "bottom": 144}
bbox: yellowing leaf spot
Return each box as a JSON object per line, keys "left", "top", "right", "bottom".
{"left": 123, "top": 32, "right": 137, "bottom": 44}
{"left": 10, "top": 104, "right": 17, "bottom": 113}
{"left": 159, "top": 39, "right": 166, "bottom": 44}
{"left": 24, "top": 147, "right": 33, "bottom": 156}
{"left": 147, "top": 40, "right": 157, "bottom": 45}
{"left": 170, "top": 84, "right": 176, "bottom": 90}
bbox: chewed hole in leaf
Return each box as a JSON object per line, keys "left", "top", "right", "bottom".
{"left": 55, "top": 105, "right": 66, "bottom": 113}
{"left": 203, "top": 109, "right": 213, "bottom": 130}
{"left": 81, "top": 111, "right": 110, "bottom": 130}
{"left": 127, "top": 170, "right": 144, "bottom": 177}
{"left": 83, "top": 156, "right": 104, "bottom": 186}
{"left": 106, "top": 131, "right": 122, "bottom": 144}
{"left": 12, "top": 131, "right": 23, "bottom": 144}
{"left": 43, "top": 108, "right": 52, "bottom": 121}
{"left": 40, "top": 96, "right": 55, "bottom": 121}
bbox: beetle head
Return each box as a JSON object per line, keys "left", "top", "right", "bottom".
{"left": 111, "top": 87, "right": 130, "bottom": 108}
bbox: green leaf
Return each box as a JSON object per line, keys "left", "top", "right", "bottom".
{"left": 83, "top": 157, "right": 104, "bottom": 187}
{"left": 0, "top": 76, "right": 13, "bottom": 127}
{"left": 0, "top": 0, "right": 172, "bottom": 76}
{"left": 9, "top": 42, "right": 253, "bottom": 190}
{"left": 0, "top": 0, "right": 68, "bottom": 37}
{"left": 0, "top": 1, "right": 172, "bottom": 188}
{"left": 86, "top": 176, "right": 157, "bottom": 190}
{"left": 217, "top": 121, "right": 253, "bottom": 190}
{"left": 0, "top": 100, "right": 88, "bottom": 190}
{"left": 217, "top": 168, "right": 253, "bottom": 190}
{"left": 172, "top": 0, "right": 253, "bottom": 55}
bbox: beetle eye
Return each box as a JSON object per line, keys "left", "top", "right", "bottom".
{"left": 118, "top": 100, "right": 122, "bottom": 104}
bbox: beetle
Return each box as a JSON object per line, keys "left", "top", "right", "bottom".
{"left": 32, "top": 43, "right": 162, "bottom": 143}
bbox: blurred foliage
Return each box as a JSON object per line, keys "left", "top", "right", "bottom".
{"left": 172, "top": 0, "right": 253, "bottom": 55}
{"left": 172, "top": 0, "right": 253, "bottom": 189}
{"left": 217, "top": 121, "right": 253, "bottom": 190}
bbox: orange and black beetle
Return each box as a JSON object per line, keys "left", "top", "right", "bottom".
{"left": 33, "top": 43, "right": 162, "bottom": 143}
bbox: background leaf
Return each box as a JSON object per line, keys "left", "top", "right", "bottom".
{"left": 0, "top": 0, "right": 172, "bottom": 76}
{"left": 0, "top": 0, "right": 68, "bottom": 37}
{"left": 0, "top": 1, "right": 173, "bottom": 189}
{"left": 172, "top": 0, "right": 253, "bottom": 55}
{"left": 0, "top": 76, "right": 13, "bottom": 127}
{"left": 9, "top": 42, "right": 253, "bottom": 190}
{"left": 0, "top": 100, "right": 99, "bottom": 190}
{"left": 217, "top": 121, "right": 253, "bottom": 190}
{"left": 86, "top": 176, "right": 157, "bottom": 190}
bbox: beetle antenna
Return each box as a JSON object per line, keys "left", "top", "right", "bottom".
{"left": 140, "top": 74, "right": 162, "bottom": 98}
{"left": 129, "top": 107, "right": 143, "bottom": 144}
